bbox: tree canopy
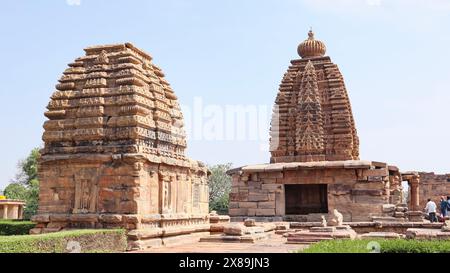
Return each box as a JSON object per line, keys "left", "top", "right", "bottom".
{"left": 208, "top": 163, "right": 232, "bottom": 214}
{"left": 3, "top": 148, "right": 40, "bottom": 219}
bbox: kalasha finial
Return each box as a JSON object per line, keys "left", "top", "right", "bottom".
{"left": 308, "top": 29, "right": 315, "bottom": 40}
{"left": 298, "top": 29, "right": 326, "bottom": 59}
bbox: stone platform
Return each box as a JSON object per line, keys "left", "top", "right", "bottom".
{"left": 359, "top": 232, "right": 403, "bottom": 239}
{"left": 285, "top": 226, "right": 357, "bottom": 244}
{"left": 406, "top": 228, "right": 450, "bottom": 240}
{"left": 200, "top": 222, "right": 279, "bottom": 244}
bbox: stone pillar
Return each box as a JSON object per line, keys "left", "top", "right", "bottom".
{"left": 2, "top": 205, "right": 8, "bottom": 219}
{"left": 410, "top": 178, "right": 420, "bottom": 211}
{"left": 18, "top": 205, "right": 24, "bottom": 220}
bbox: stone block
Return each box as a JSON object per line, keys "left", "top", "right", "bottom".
{"left": 229, "top": 208, "right": 248, "bottom": 216}
{"left": 382, "top": 204, "right": 396, "bottom": 213}
{"left": 238, "top": 202, "right": 257, "bottom": 209}
{"left": 258, "top": 201, "right": 276, "bottom": 209}
{"left": 248, "top": 182, "right": 262, "bottom": 189}
{"left": 255, "top": 209, "right": 275, "bottom": 216}
{"left": 31, "top": 214, "right": 50, "bottom": 223}
{"left": 248, "top": 193, "right": 269, "bottom": 202}
{"left": 363, "top": 169, "right": 388, "bottom": 177}
{"left": 367, "top": 176, "right": 384, "bottom": 182}
{"left": 223, "top": 223, "right": 245, "bottom": 236}
{"left": 394, "top": 212, "right": 405, "bottom": 218}
{"left": 69, "top": 214, "right": 99, "bottom": 222}
{"left": 123, "top": 215, "right": 140, "bottom": 224}
{"left": 42, "top": 228, "right": 63, "bottom": 233}
{"left": 244, "top": 218, "right": 256, "bottom": 227}
{"left": 47, "top": 222, "right": 68, "bottom": 229}
{"left": 100, "top": 214, "right": 123, "bottom": 223}
{"left": 29, "top": 228, "right": 43, "bottom": 235}
{"left": 351, "top": 189, "right": 384, "bottom": 196}
{"left": 230, "top": 192, "right": 249, "bottom": 202}
{"left": 261, "top": 184, "right": 281, "bottom": 191}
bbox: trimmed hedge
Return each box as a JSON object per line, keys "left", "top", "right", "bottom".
{"left": 301, "top": 239, "right": 450, "bottom": 253}
{"left": 0, "top": 220, "right": 35, "bottom": 236}
{"left": 0, "top": 229, "right": 127, "bottom": 253}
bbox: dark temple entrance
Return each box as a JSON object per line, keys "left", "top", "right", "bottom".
{"left": 285, "top": 184, "right": 328, "bottom": 215}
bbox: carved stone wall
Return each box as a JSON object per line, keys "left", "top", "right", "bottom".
{"left": 270, "top": 31, "right": 359, "bottom": 163}
{"left": 228, "top": 161, "right": 394, "bottom": 222}
{"left": 33, "top": 44, "right": 209, "bottom": 249}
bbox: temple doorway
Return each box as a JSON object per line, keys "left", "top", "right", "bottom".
{"left": 285, "top": 184, "right": 328, "bottom": 215}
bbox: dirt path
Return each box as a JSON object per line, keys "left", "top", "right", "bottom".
{"left": 134, "top": 234, "right": 308, "bottom": 253}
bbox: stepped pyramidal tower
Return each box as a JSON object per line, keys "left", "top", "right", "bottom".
{"left": 270, "top": 30, "right": 359, "bottom": 163}
{"left": 228, "top": 30, "right": 415, "bottom": 222}
{"left": 33, "top": 43, "right": 210, "bottom": 250}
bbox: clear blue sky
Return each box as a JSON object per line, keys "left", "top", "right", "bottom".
{"left": 1, "top": 0, "right": 449, "bottom": 190}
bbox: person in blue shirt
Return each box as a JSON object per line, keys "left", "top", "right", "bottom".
{"left": 440, "top": 196, "right": 448, "bottom": 220}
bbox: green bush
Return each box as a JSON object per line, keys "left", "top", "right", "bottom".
{"left": 301, "top": 239, "right": 450, "bottom": 253}
{"left": 0, "top": 220, "right": 35, "bottom": 236}
{"left": 0, "top": 229, "right": 127, "bottom": 253}
{"left": 208, "top": 163, "right": 232, "bottom": 215}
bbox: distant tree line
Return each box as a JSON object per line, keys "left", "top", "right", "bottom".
{"left": 2, "top": 148, "right": 40, "bottom": 219}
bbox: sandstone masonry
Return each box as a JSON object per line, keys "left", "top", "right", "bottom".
{"left": 32, "top": 44, "right": 210, "bottom": 250}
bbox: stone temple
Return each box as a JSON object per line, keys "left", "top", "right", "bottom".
{"left": 228, "top": 31, "right": 423, "bottom": 222}
{"left": 32, "top": 43, "right": 210, "bottom": 249}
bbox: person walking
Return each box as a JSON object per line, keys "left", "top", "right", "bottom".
{"left": 425, "top": 198, "right": 437, "bottom": 223}
{"left": 440, "top": 196, "right": 448, "bottom": 220}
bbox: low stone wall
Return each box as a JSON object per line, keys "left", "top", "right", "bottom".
{"left": 419, "top": 172, "right": 450, "bottom": 210}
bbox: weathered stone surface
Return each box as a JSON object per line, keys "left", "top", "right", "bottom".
{"left": 99, "top": 214, "right": 123, "bottom": 223}
{"left": 223, "top": 224, "right": 246, "bottom": 236}
{"left": 382, "top": 204, "right": 396, "bottom": 213}
{"left": 244, "top": 218, "right": 256, "bottom": 227}
{"left": 32, "top": 44, "right": 210, "bottom": 248}
{"left": 269, "top": 30, "right": 359, "bottom": 163}
{"left": 360, "top": 232, "right": 401, "bottom": 239}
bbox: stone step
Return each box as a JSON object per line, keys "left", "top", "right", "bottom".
{"left": 287, "top": 232, "right": 334, "bottom": 238}
{"left": 371, "top": 216, "right": 405, "bottom": 222}
{"left": 286, "top": 237, "right": 334, "bottom": 244}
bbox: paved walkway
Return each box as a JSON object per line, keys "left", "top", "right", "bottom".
{"left": 135, "top": 234, "right": 308, "bottom": 253}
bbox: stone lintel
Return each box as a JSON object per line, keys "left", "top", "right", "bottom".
{"left": 0, "top": 200, "right": 26, "bottom": 206}
{"left": 231, "top": 160, "right": 379, "bottom": 175}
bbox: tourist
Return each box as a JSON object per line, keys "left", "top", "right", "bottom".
{"left": 425, "top": 198, "right": 437, "bottom": 223}
{"left": 440, "top": 196, "right": 448, "bottom": 220}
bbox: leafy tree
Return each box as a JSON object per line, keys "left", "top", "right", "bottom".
{"left": 208, "top": 163, "right": 232, "bottom": 214}
{"left": 14, "top": 148, "right": 40, "bottom": 187}
{"left": 4, "top": 148, "right": 41, "bottom": 219}
{"left": 3, "top": 183, "right": 28, "bottom": 200}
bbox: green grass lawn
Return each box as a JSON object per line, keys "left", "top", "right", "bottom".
{"left": 300, "top": 239, "right": 450, "bottom": 253}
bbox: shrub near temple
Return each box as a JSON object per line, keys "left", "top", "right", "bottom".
{"left": 0, "top": 220, "right": 35, "bottom": 236}
{"left": 0, "top": 229, "right": 127, "bottom": 253}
